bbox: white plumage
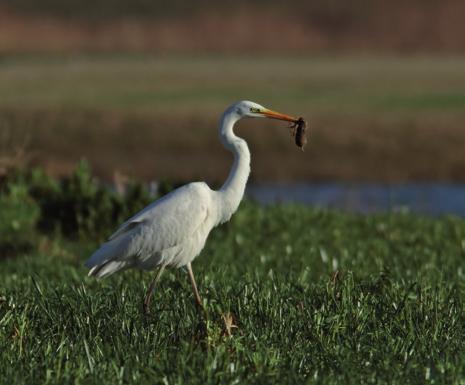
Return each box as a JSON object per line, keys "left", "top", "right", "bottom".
{"left": 86, "top": 182, "right": 213, "bottom": 276}
{"left": 85, "top": 100, "right": 297, "bottom": 311}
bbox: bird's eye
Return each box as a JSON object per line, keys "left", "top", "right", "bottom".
{"left": 250, "top": 107, "right": 261, "bottom": 113}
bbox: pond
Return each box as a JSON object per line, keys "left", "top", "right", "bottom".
{"left": 246, "top": 183, "right": 465, "bottom": 217}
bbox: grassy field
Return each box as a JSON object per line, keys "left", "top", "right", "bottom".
{"left": 2, "top": 54, "right": 465, "bottom": 114}
{"left": 1, "top": 196, "right": 465, "bottom": 384}
{"left": 2, "top": 54, "right": 465, "bottom": 182}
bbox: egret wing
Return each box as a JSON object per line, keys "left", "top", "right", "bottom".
{"left": 109, "top": 183, "right": 210, "bottom": 250}
{"left": 85, "top": 183, "right": 211, "bottom": 271}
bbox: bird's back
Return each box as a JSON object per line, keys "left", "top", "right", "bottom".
{"left": 85, "top": 182, "right": 217, "bottom": 277}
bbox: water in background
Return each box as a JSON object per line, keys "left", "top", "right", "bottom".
{"left": 246, "top": 183, "right": 465, "bottom": 217}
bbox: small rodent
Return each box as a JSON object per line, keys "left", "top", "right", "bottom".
{"left": 290, "top": 117, "right": 307, "bottom": 151}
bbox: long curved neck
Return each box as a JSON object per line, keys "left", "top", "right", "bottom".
{"left": 217, "top": 111, "right": 251, "bottom": 224}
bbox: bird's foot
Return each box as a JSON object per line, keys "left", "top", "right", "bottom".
{"left": 143, "top": 303, "right": 150, "bottom": 316}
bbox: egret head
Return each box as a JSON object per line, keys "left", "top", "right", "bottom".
{"left": 230, "top": 100, "right": 298, "bottom": 122}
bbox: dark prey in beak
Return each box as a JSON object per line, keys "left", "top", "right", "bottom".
{"left": 290, "top": 117, "right": 307, "bottom": 151}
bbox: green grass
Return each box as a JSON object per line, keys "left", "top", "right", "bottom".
{"left": 1, "top": 54, "right": 465, "bottom": 116}
{"left": 1, "top": 202, "right": 465, "bottom": 384}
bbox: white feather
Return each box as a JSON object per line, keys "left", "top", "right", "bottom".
{"left": 86, "top": 182, "right": 217, "bottom": 275}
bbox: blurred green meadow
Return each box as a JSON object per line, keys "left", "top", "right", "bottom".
{"left": 2, "top": 54, "right": 465, "bottom": 114}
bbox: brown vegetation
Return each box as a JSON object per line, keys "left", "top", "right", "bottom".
{"left": 3, "top": 108, "right": 464, "bottom": 183}
{"left": 1, "top": 1, "right": 465, "bottom": 54}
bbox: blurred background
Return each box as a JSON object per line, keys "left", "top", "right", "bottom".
{"left": 1, "top": 0, "right": 465, "bottom": 214}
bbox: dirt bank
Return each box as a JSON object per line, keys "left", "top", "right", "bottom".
{"left": 2, "top": 108, "right": 465, "bottom": 183}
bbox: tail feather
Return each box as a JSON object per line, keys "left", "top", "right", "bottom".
{"left": 88, "top": 260, "right": 127, "bottom": 278}
{"left": 85, "top": 235, "right": 132, "bottom": 278}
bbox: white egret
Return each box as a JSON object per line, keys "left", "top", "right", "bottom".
{"left": 85, "top": 100, "right": 298, "bottom": 314}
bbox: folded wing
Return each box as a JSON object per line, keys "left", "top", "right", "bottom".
{"left": 85, "top": 182, "right": 212, "bottom": 277}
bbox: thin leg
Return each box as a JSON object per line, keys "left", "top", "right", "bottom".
{"left": 187, "top": 262, "right": 203, "bottom": 310}
{"left": 143, "top": 264, "right": 166, "bottom": 315}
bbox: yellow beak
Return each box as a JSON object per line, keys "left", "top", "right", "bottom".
{"left": 261, "top": 108, "right": 298, "bottom": 122}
